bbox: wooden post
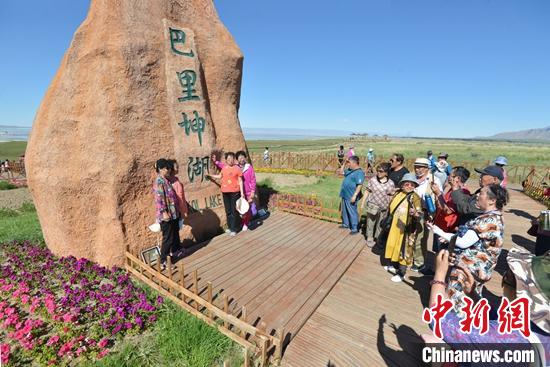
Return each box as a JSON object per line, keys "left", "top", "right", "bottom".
{"left": 276, "top": 327, "right": 285, "bottom": 362}
{"left": 223, "top": 295, "right": 229, "bottom": 328}
{"left": 193, "top": 270, "right": 199, "bottom": 310}
{"left": 240, "top": 306, "right": 247, "bottom": 338}
{"left": 260, "top": 337, "right": 268, "bottom": 367}
{"left": 167, "top": 256, "right": 172, "bottom": 280}
{"left": 243, "top": 348, "right": 250, "bottom": 367}
{"left": 207, "top": 282, "right": 213, "bottom": 319}
{"left": 155, "top": 255, "right": 161, "bottom": 286}
{"left": 179, "top": 263, "right": 186, "bottom": 303}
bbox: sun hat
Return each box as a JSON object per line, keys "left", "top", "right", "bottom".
{"left": 494, "top": 156, "right": 508, "bottom": 166}
{"left": 369, "top": 148, "right": 374, "bottom": 152}
{"left": 438, "top": 152, "right": 449, "bottom": 159}
{"left": 507, "top": 247, "right": 550, "bottom": 334}
{"left": 414, "top": 158, "right": 431, "bottom": 167}
{"left": 236, "top": 197, "right": 250, "bottom": 215}
{"left": 399, "top": 173, "right": 419, "bottom": 187}
{"left": 474, "top": 165, "right": 504, "bottom": 181}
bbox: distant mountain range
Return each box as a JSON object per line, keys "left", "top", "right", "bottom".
{"left": 485, "top": 126, "right": 550, "bottom": 141}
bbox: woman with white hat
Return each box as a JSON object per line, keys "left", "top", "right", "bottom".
{"left": 383, "top": 173, "right": 423, "bottom": 282}
{"left": 424, "top": 248, "right": 549, "bottom": 365}
{"left": 494, "top": 156, "right": 508, "bottom": 188}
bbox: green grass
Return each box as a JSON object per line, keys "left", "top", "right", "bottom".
{"left": 87, "top": 295, "right": 242, "bottom": 367}
{"left": 259, "top": 174, "right": 342, "bottom": 207}
{"left": 248, "top": 137, "right": 550, "bottom": 167}
{"left": 0, "top": 141, "right": 26, "bottom": 161}
{"left": 0, "top": 181, "right": 18, "bottom": 190}
{"left": 0, "top": 202, "right": 43, "bottom": 243}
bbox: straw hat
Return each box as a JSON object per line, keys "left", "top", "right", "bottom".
{"left": 236, "top": 197, "right": 250, "bottom": 215}
{"left": 414, "top": 158, "right": 430, "bottom": 167}
{"left": 507, "top": 247, "right": 550, "bottom": 334}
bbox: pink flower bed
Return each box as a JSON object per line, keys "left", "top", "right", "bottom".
{"left": 0, "top": 241, "right": 161, "bottom": 366}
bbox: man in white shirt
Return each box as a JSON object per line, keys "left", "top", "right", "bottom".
{"left": 412, "top": 158, "right": 442, "bottom": 275}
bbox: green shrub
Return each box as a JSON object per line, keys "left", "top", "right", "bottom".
{"left": 0, "top": 181, "right": 17, "bottom": 190}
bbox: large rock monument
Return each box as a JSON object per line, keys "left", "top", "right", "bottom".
{"left": 26, "top": 0, "right": 246, "bottom": 266}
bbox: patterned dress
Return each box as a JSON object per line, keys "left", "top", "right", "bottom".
{"left": 447, "top": 211, "right": 504, "bottom": 311}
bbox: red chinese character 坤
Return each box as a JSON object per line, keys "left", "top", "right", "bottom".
{"left": 497, "top": 297, "right": 531, "bottom": 338}
{"left": 422, "top": 294, "right": 454, "bottom": 339}
{"left": 459, "top": 296, "right": 490, "bottom": 335}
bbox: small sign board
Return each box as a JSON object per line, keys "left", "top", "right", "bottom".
{"left": 141, "top": 246, "right": 161, "bottom": 266}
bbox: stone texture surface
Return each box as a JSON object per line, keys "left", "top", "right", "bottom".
{"left": 26, "top": 0, "right": 246, "bottom": 266}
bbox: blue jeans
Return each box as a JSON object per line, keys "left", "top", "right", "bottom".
{"left": 341, "top": 198, "right": 359, "bottom": 231}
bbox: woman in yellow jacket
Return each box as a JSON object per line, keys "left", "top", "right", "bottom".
{"left": 384, "top": 173, "right": 423, "bottom": 283}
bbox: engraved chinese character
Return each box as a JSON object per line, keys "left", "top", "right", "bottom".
{"left": 169, "top": 28, "right": 194, "bottom": 57}
{"left": 177, "top": 70, "right": 200, "bottom": 102}
{"left": 178, "top": 111, "right": 206, "bottom": 146}
{"left": 187, "top": 156, "right": 210, "bottom": 183}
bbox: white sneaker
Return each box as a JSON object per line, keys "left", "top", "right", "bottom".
{"left": 225, "top": 229, "right": 231, "bottom": 234}
{"left": 229, "top": 232, "right": 237, "bottom": 236}
{"left": 383, "top": 266, "right": 397, "bottom": 275}
{"left": 390, "top": 274, "right": 403, "bottom": 283}
{"left": 242, "top": 225, "right": 248, "bottom": 232}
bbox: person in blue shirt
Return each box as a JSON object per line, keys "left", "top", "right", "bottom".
{"left": 427, "top": 150, "right": 436, "bottom": 170}
{"left": 339, "top": 156, "right": 365, "bottom": 235}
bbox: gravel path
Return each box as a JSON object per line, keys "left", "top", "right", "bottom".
{"left": 0, "top": 187, "right": 33, "bottom": 209}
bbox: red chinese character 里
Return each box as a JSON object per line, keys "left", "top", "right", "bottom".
{"left": 422, "top": 294, "right": 454, "bottom": 339}
{"left": 497, "top": 296, "right": 531, "bottom": 338}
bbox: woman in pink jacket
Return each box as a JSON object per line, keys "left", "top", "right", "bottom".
{"left": 212, "top": 150, "right": 257, "bottom": 231}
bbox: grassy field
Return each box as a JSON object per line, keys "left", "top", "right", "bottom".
{"left": 0, "top": 141, "right": 26, "bottom": 161}
{"left": 3, "top": 137, "right": 549, "bottom": 167}
{"left": 248, "top": 137, "right": 550, "bottom": 167}
{"left": 0, "top": 203, "right": 242, "bottom": 366}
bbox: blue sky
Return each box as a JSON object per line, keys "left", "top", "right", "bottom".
{"left": 1, "top": 0, "right": 549, "bottom": 138}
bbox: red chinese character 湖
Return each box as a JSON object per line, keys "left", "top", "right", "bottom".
{"left": 459, "top": 296, "right": 490, "bottom": 335}
{"left": 422, "top": 294, "right": 454, "bottom": 339}
{"left": 497, "top": 297, "right": 531, "bottom": 338}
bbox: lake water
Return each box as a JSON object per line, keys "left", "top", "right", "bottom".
{"left": 0, "top": 126, "right": 31, "bottom": 142}
{"left": 0, "top": 126, "right": 350, "bottom": 142}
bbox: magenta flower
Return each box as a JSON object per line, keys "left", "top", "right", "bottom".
{"left": 46, "top": 335, "right": 60, "bottom": 346}
{"left": 1, "top": 343, "right": 10, "bottom": 364}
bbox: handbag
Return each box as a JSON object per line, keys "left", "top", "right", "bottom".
{"left": 365, "top": 202, "right": 381, "bottom": 216}
{"left": 380, "top": 193, "right": 411, "bottom": 234}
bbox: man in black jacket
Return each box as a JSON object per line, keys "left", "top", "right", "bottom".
{"left": 451, "top": 165, "right": 503, "bottom": 225}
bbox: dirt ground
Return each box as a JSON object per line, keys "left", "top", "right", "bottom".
{"left": 256, "top": 173, "right": 319, "bottom": 188}
{"left": 0, "top": 187, "right": 33, "bottom": 209}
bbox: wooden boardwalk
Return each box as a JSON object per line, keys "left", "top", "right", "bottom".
{"left": 179, "top": 211, "right": 365, "bottom": 342}
{"left": 281, "top": 185, "right": 547, "bottom": 367}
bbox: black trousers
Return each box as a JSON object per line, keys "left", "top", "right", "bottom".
{"left": 160, "top": 219, "right": 181, "bottom": 262}
{"left": 223, "top": 192, "right": 241, "bottom": 232}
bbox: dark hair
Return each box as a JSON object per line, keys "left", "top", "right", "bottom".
{"left": 452, "top": 166, "right": 470, "bottom": 184}
{"left": 339, "top": 145, "right": 344, "bottom": 149}
{"left": 377, "top": 162, "right": 391, "bottom": 173}
{"left": 236, "top": 150, "right": 247, "bottom": 159}
{"left": 156, "top": 158, "right": 170, "bottom": 171}
{"left": 427, "top": 150, "right": 433, "bottom": 155}
{"left": 349, "top": 155, "right": 360, "bottom": 165}
{"left": 265, "top": 147, "right": 268, "bottom": 150}
{"left": 167, "top": 159, "right": 177, "bottom": 171}
{"left": 486, "top": 184, "right": 509, "bottom": 210}
{"left": 392, "top": 153, "right": 404, "bottom": 164}
{"left": 225, "top": 152, "right": 235, "bottom": 159}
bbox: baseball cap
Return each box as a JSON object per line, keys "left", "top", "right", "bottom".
{"left": 474, "top": 165, "right": 504, "bottom": 181}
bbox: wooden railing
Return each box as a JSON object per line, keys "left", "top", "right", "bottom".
{"left": 522, "top": 168, "right": 550, "bottom": 208}
{"left": 251, "top": 152, "right": 542, "bottom": 184}
{"left": 0, "top": 161, "right": 26, "bottom": 180}
{"left": 270, "top": 193, "right": 341, "bottom": 223}
{"left": 124, "top": 247, "right": 285, "bottom": 366}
